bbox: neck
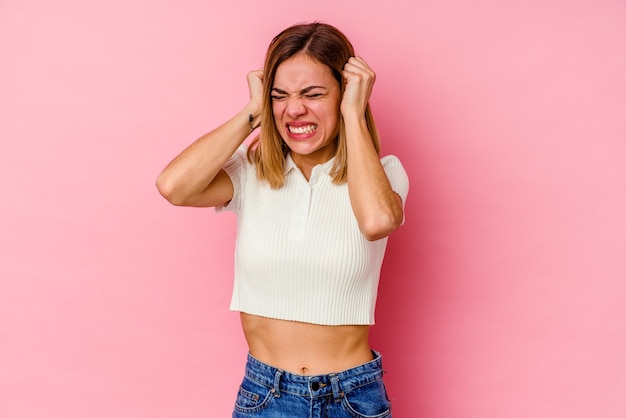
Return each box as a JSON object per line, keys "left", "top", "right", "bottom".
{"left": 290, "top": 150, "right": 335, "bottom": 181}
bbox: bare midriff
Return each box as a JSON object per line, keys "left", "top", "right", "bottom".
{"left": 240, "top": 312, "right": 373, "bottom": 376}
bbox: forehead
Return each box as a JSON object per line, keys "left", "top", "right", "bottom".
{"left": 273, "top": 54, "right": 337, "bottom": 89}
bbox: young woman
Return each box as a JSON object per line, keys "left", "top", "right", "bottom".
{"left": 157, "top": 22, "right": 408, "bottom": 418}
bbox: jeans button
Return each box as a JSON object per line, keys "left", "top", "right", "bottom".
{"left": 311, "top": 381, "right": 320, "bottom": 391}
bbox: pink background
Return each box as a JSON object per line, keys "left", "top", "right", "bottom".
{"left": 1, "top": 0, "right": 625, "bottom": 417}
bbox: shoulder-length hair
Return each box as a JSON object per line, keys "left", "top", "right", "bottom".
{"left": 248, "top": 22, "right": 380, "bottom": 188}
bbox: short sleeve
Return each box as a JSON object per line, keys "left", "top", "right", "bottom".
{"left": 381, "top": 155, "right": 409, "bottom": 221}
{"left": 215, "top": 144, "right": 249, "bottom": 214}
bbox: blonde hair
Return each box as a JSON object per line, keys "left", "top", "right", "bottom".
{"left": 248, "top": 22, "right": 380, "bottom": 188}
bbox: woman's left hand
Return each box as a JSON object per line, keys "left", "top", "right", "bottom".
{"left": 341, "top": 56, "right": 376, "bottom": 117}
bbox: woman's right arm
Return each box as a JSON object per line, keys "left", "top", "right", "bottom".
{"left": 156, "top": 70, "right": 263, "bottom": 207}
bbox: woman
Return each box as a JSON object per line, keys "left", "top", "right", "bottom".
{"left": 157, "top": 22, "right": 408, "bottom": 417}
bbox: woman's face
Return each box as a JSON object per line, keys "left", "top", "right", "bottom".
{"left": 271, "top": 53, "right": 341, "bottom": 165}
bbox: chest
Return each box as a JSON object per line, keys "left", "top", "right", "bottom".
{"left": 235, "top": 174, "right": 374, "bottom": 279}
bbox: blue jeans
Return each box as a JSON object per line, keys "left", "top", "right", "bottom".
{"left": 232, "top": 351, "right": 392, "bottom": 417}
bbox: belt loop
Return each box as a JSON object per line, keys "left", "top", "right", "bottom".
{"left": 272, "top": 369, "right": 283, "bottom": 398}
{"left": 330, "top": 374, "right": 343, "bottom": 402}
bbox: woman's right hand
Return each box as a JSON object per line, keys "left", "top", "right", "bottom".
{"left": 247, "top": 69, "right": 264, "bottom": 116}
{"left": 156, "top": 69, "right": 266, "bottom": 207}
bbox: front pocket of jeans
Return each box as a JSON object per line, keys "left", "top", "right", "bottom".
{"left": 341, "top": 379, "right": 392, "bottom": 418}
{"left": 234, "top": 378, "right": 274, "bottom": 413}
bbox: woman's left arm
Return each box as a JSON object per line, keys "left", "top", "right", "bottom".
{"left": 342, "top": 57, "right": 404, "bottom": 241}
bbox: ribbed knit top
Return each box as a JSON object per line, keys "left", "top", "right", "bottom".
{"left": 216, "top": 145, "right": 409, "bottom": 326}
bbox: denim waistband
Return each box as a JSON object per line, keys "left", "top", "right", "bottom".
{"left": 243, "top": 350, "right": 385, "bottom": 400}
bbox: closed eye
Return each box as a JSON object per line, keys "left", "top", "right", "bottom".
{"left": 271, "top": 86, "right": 329, "bottom": 101}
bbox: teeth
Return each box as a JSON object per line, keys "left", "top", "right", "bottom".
{"left": 288, "top": 124, "right": 317, "bottom": 134}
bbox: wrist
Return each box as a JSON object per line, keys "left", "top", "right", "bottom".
{"left": 248, "top": 113, "right": 260, "bottom": 131}
{"left": 242, "top": 102, "right": 262, "bottom": 131}
{"left": 341, "top": 105, "right": 366, "bottom": 121}
{"left": 342, "top": 110, "right": 367, "bottom": 127}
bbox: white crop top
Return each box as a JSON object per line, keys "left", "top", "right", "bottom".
{"left": 216, "top": 145, "right": 409, "bottom": 326}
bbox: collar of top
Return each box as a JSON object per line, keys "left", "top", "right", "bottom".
{"left": 283, "top": 153, "right": 337, "bottom": 176}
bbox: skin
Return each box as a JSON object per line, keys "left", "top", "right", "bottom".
{"left": 270, "top": 54, "right": 340, "bottom": 179}
{"left": 156, "top": 53, "right": 403, "bottom": 375}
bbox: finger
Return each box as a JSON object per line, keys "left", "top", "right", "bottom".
{"left": 342, "top": 68, "right": 374, "bottom": 88}
{"left": 344, "top": 61, "right": 367, "bottom": 75}
{"left": 346, "top": 56, "right": 372, "bottom": 72}
{"left": 344, "top": 60, "right": 375, "bottom": 80}
{"left": 247, "top": 69, "right": 263, "bottom": 83}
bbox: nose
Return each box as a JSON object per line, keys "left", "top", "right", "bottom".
{"left": 285, "top": 97, "right": 306, "bottom": 117}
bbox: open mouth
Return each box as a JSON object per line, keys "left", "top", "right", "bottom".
{"left": 288, "top": 124, "right": 317, "bottom": 135}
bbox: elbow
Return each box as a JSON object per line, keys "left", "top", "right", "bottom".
{"left": 359, "top": 211, "right": 403, "bottom": 241}
{"left": 356, "top": 190, "right": 405, "bottom": 241}
{"left": 156, "top": 173, "right": 185, "bottom": 206}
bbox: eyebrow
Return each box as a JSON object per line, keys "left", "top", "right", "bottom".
{"left": 271, "top": 86, "right": 328, "bottom": 95}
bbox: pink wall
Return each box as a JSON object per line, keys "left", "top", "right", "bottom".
{"left": 1, "top": 1, "right": 625, "bottom": 417}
